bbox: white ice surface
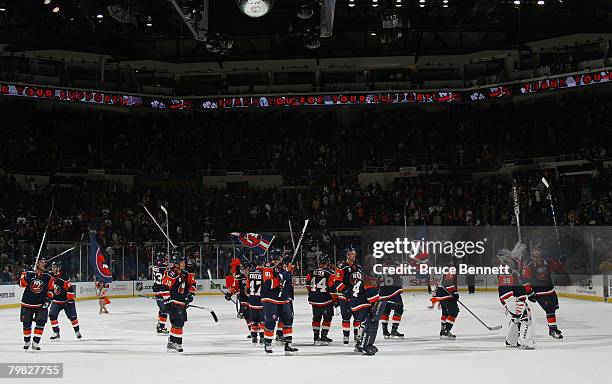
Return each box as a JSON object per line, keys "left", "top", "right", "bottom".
{"left": 0, "top": 292, "right": 610, "bottom": 384}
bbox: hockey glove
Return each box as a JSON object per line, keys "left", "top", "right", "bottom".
{"left": 42, "top": 298, "right": 52, "bottom": 309}
{"left": 452, "top": 292, "right": 459, "bottom": 300}
{"left": 185, "top": 293, "right": 194, "bottom": 307}
{"left": 224, "top": 292, "right": 233, "bottom": 301}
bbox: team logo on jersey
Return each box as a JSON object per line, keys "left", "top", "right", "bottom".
{"left": 53, "top": 283, "right": 62, "bottom": 296}
{"left": 30, "top": 279, "right": 44, "bottom": 294}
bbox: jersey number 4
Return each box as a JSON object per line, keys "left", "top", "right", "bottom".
{"left": 310, "top": 277, "right": 328, "bottom": 293}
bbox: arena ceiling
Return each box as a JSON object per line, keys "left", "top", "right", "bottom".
{"left": 1, "top": 0, "right": 611, "bottom": 62}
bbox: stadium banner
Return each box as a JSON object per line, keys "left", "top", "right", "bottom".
{"left": 73, "top": 282, "right": 97, "bottom": 298}
{"left": 133, "top": 280, "right": 155, "bottom": 295}
{"left": 3, "top": 68, "right": 610, "bottom": 111}
{"left": 519, "top": 70, "right": 612, "bottom": 95}
{"left": 0, "top": 82, "right": 143, "bottom": 107}
{"left": 108, "top": 281, "right": 134, "bottom": 297}
{"left": 0, "top": 285, "right": 16, "bottom": 306}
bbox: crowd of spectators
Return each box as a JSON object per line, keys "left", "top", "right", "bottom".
{"left": 1, "top": 92, "right": 610, "bottom": 176}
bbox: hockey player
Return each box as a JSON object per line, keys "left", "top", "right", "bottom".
{"left": 246, "top": 254, "right": 266, "bottom": 344}
{"left": 49, "top": 262, "right": 82, "bottom": 340}
{"left": 261, "top": 253, "right": 297, "bottom": 355}
{"left": 431, "top": 259, "right": 459, "bottom": 339}
{"left": 497, "top": 248, "right": 536, "bottom": 349}
{"left": 349, "top": 258, "right": 384, "bottom": 356}
{"left": 305, "top": 253, "right": 336, "bottom": 345}
{"left": 225, "top": 257, "right": 252, "bottom": 337}
{"left": 335, "top": 248, "right": 361, "bottom": 345}
{"left": 379, "top": 273, "right": 404, "bottom": 339}
{"left": 522, "top": 244, "right": 563, "bottom": 339}
{"left": 19, "top": 257, "right": 54, "bottom": 351}
{"left": 152, "top": 251, "right": 169, "bottom": 334}
{"left": 161, "top": 251, "right": 196, "bottom": 352}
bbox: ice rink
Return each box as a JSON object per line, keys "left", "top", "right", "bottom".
{"left": 0, "top": 292, "right": 610, "bottom": 384}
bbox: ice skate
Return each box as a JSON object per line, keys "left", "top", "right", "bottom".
{"left": 284, "top": 342, "right": 298, "bottom": 355}
{"left": 391, "top": 329, "right": 404, "bottom": 339}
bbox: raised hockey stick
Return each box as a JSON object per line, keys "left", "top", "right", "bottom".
{"left": 541, "top": 177, "right": 561, "bottom": 251}
{"left": 439, "top": 286, "right": 502, "bottom": 331}
{"left": 288, "top": 220, "right": 296, "bottom": 252}
{"left": 512, "top": 178, "right": 522, "bottom": 244}
{"left": 138, "top": 295, "right": 218, "bottom": 322}
{"left": 160, "top": 205, "right": 171, "bottom": 258}
{"left": 46, "top": 246, "right": 76, "bottom": 263}
{"left": 139, "top": 203, "right": 177, "bottom": 248}
{"left": 34, "top": 196, "right": 55, "bottom": 267}
{"left": 289, "top": 219, "right": 309, "bottom": 265}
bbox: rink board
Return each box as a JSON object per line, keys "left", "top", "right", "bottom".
{"left": 1, "top": 274, "right": 610, "bottom": 309}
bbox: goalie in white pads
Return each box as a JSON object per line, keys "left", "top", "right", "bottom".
{"left": 497, "top": 247, "right": 536, "bottom": 350}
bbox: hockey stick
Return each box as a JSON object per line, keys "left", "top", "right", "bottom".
{"left": 160, "top": 205, "right": 171, "bottom": 258}
{"left": 541, "top": 177, "right": 561, "bottom": 251}
{"left": 34, "top": 197, "right": 55, "bottom": 268}
{"left": 208, "top": 269, "right": 238, "bottom": 305}
{"left": 288, "top": 220, "right": 296, "bottom": 252}
{"left": 138, "top": 295, "right": 218, "bottom": 322}
{"left": 46, "top": 246, "right": 76, "bottom": 263}
{"left": 190, "top": 304, "right": 219, "bottom": 322}
{"left": 438, "top": 286, "right": 502, "bottom": 331}
{"left": 289, "top": 219, "right": 309, "bottom": 265}
{"left": 512, "top": 179, "right": 522, "bottom": 243}
{"left": 139, "top": 203, "right": 177, "bottom": 248}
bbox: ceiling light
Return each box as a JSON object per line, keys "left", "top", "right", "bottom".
{"left": 96, "top": 13, "right": 104, "bottom": 19}
{"left": 52, "top": 6, "right": 60, "bottom": 13}
{"left": 513, "top": 1, "right": 520, "bottom": 5}
{"left": 146, "top": 16, "right": 152, "bottom": 27}
{"left": 236, "top": 0, "right": 275, "bottom": 18}
{"left": 537, "top": 0, "right": 545, "bottom": 4}
{"left": 44, "top": 0, "right": 51, "bottom": 5}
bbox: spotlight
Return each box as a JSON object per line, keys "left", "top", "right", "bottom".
{"left": 370, "top": 31, "right": 377, "bottom": 36}
{"left": 372, "top": 0, "right": 378, "bottom": 8}
{"left": 146, "top": 16, "right": 152, "bottom": 27}
{"left": 96, "top": 13, "right": 104, "bottom": 19}
{"left": 52, "top": 6, "right": 60, "bottom": 13}
{"left": 513, "top": 0, "right": 520, "bottom": 4}
{"left": 236, "top": 0, "right": 274, "bottom": 18}
{"left": 537, "top": 0, "right": 544, "bottom": 4}
{"left": 44, "top": 0, "right": 51, "bottom": 5}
